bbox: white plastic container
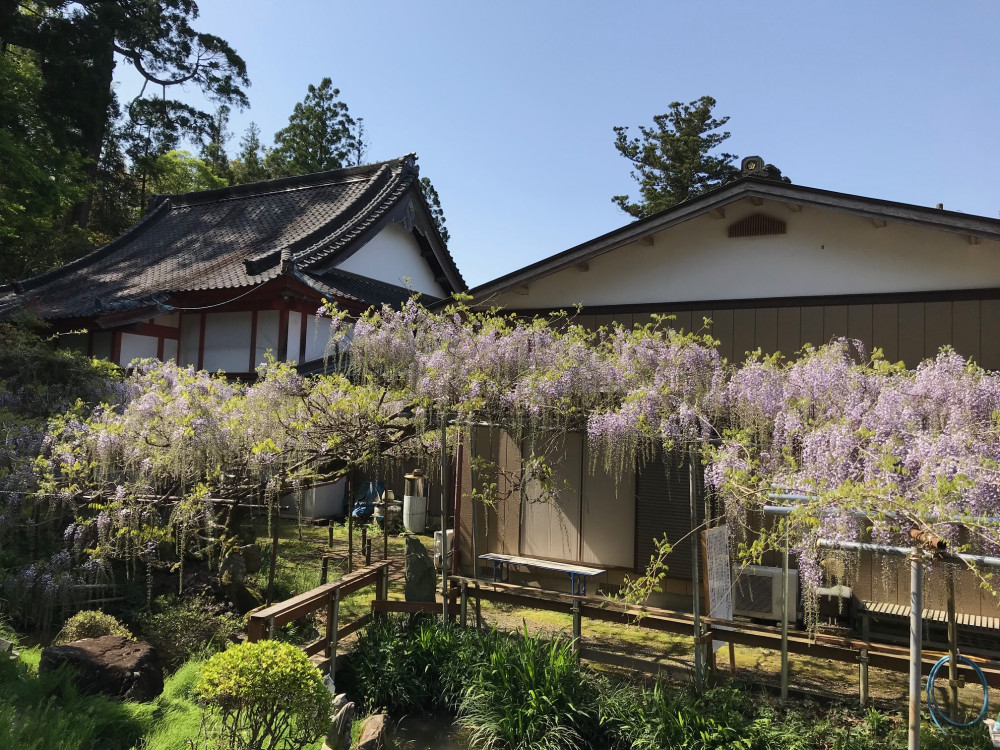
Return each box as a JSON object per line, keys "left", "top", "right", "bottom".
{"left": 433, "top": 529, "right": 454, "bottom": 570}
{"left": 279, "top": 479, "right": 346, "bottom": 520}
{"left": 403, "top": 494, "right": 427, "bottom": 533}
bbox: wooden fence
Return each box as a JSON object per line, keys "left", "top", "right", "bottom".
{"left": 245, "top": 565, "right": 1000, "bottom": 705}
{"left": 247, "top": 561, "right": 389, "bottom": 679}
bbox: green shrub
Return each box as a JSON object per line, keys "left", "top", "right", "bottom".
{"left": 57, "top": 610, "right": 133, "bottom": 643}
{"left": 196, "top": 640, "right": 331, "bottom": 750}
{"left": 138, "top": 595, "right": 242, "bottom": 668}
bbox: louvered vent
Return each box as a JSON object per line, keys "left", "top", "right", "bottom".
{"left": 728, "top": 213, "right": 786, "bottom": 238}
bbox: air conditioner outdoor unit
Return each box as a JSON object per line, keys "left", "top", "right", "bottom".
{"left": 732, "top": 565, "right": 799, "bottom": 622}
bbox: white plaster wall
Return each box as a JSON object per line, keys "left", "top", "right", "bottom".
{"left": 255, "top": 310, "right": 280, "bottom": 365}
{"left": 494, "top": 200, "right": 1000, "bottom": 309}
{"left": 119, "top": 333, "right": 158, "bottom": 366}
{"left": 305, "top": 315, "right": 333, "bottom": 362}
{"left": 336, "top": 223, "right": 446, "bottom": 297}
{"left": 287, "top": 311, "right": 302, "bottom": 363}
{"left": 203, "top": 311, "right": 251, "bottom": 372}
{"left": 162, "top": 339, "right": 178, "bottom": 362}
{"left": 179, "top": 315, "right": 200, "bottom": 366}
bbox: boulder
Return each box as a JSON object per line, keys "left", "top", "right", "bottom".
{"left": 356, "top": 713, "right": 388, "bottom": 750}
{"left": 322, "top": 700, "right": 355, "bottom": 750}
{"left": 239, "top": 543, "right": 263, "bottom": 573}
{"left": 220, "top": 549, "right": 247, "bottom": 585}
{"left": 404, "top": 535, "right": 436, "bottom": 603}
{"left": 40, "top": 635, "right": 163, "bottom": 701}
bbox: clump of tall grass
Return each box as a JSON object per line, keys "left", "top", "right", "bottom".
{"left": 457, "top": 628, "right": 599, "bottom": 750}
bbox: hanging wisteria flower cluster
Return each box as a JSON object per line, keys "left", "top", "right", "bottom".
{"left": 7, "top": 302, "right": 1000, "bottom": 623}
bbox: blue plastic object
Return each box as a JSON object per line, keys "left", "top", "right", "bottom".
{"left": 926, "top": 653, "right": 990, "bottom": 731}
{"left": 351, "top": 480, "right": 384, "bottom": 519}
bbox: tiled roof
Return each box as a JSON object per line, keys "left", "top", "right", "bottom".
{"left": 0, "top": 155, "right": 464, "bottom": 321}
{"left": 298, "top": 268, "right": 441, "bottom": 309}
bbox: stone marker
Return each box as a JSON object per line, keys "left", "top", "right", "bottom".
{"left": 356, "top": 713, "right": 388, "bottom": 750}
{"left": 323, "top": 700, "right": 355, "bottom": 750}
{"left": 40, "top": 635, "right": 163, "bottom": 701}
{"left": 404, "top": 535, "right": 436, "bottom": 603}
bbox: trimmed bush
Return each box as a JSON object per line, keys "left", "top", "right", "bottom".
{"left": 138, "top": 595, "right": 241, "bottom": 668}
{"left": 196, "top": 640, "right": 331, "bottom": 750}
{"left": 57, "top": 610, "right": 133, "bottom": 643}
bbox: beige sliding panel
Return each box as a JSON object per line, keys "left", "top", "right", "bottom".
{"left": 581, "top": 444, "right": 636, "bottom": 568}
{"left": 520, "top": 433, "right": 583, "bottom": 561}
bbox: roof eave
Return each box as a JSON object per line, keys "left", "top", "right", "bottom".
{"left": 469, "top": 178, "right": 1000, "bottom": 301}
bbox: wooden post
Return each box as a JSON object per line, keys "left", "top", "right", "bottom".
{"left": 365, "top": 537, "right": 372, "bottom": 566}
{"left": 728, "top": 642, "right": 737, "bottom": 676}
{"left": 329, "top": 589, "right": 341, "bottom": 684}
{"left": 328, "top": 522, "right": 334, "bottom": 549}
{"left": 572, "top": 599, "right": 582, "bottom": 655}
{"left": 475, "top": 582, "right": 482, "bottom": 629}
{"left": 460, "top": 580, "right": 468, "bottom": 627}
{"left": 383, "top": 508, "right": 388, "bottom": 560}
{"left": 361, "top": 526, "right": 367, "bottom": 560}
{"left": 266, "top": 501, "right": 280, "bottom": 605}
{"left": 860, "top": 611, "right": 870, "bottom": 707}
{"left": 320, "top": 556, "right": 329, "bottom": 585}
{"left": 347, "top": 502, "right": 354, "bottom": 575}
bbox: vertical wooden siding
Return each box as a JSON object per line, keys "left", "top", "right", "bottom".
{"left": 581, "top": 297, "right": 1000, "bottom": 368}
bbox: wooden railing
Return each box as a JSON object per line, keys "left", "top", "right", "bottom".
{"left": 449, "top": 575, "right": 1000, "bottom": 701}
{"left": 247, "top": 561, "right": 389, "bottom": 678}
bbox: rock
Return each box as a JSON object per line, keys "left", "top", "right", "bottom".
{"left": 220, "top": 549, "right": 247, "bottom": 585}
{"left": 356, "top": 713, "right": 388, "bottom": 750}
{"left": 322, "top": 700, "right": 355, "bottom": 750}
{"left": 224, "top": 580, "right": 263, "bottom": 614}
{"left": 40, "top": 635, "right": 163, "bottom": 701}
{"left": 404, "top": 535, "right": 436, "bottom": 603}
{"left": 240, "top": 543, "right": 263, "bottom": 573}
{"left": 333, "top": 692, "right": 349, "bottom": 711}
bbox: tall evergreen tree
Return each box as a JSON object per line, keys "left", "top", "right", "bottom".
{"left": 200, "top": 105, "right": 233, "bottom": 184}
{"left": 420, "top": 177, "right": 450, "bottom": 246}
{"left": 0, "top": 0, "right": 249, "bottom": 227}
{"left": 612, "top": 96, "right": 739, "bottom": 219}
{"left": 230, "top": 123, "right": 270, "bottom": 185}
{"left": 266, "top": 78, "right": 366, "bottom": 177}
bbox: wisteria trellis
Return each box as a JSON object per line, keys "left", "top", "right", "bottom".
{"left": 5, "top": 299, "right": 1000, "bottom": 627}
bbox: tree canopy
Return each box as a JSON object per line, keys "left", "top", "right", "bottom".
{"left": 265, "top": 78, "right": 366, "bottom": 178}
{"left": 612, "top": 96, "right": 739, "bottom": 219}
{"left": 0, "top": 0, "right": 249, "bottom": 283}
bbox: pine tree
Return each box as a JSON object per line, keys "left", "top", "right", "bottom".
{"left": 612, "top": 96, "right": 739, "bottom": 219}
{"left": 266, "top": 78, "right": 366, "bottom": 177}
{"left": 230, "top": 123, "right": 270, "bottom": 185}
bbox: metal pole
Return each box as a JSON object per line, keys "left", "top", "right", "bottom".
{"left": 441, "top": 416, "right": 450, "bottom": 623}
{"left": 780, "top": 522, "right": 790, "bottom": 703}
{"left": 471, "top": 428, "right": 479, "bottom": 580}
{"left": 689, "top": 447, "right": 703, "bottom": 688}
{"left": 909, "top": 548, "right": 923, "bottom": 750}
{"left": 947, "top": 569, "right": 959, "bottom": 714}
{"left": 572, "top": 599, "right": 582, "bottom": 655}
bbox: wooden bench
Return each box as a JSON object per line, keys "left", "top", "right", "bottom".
{"left": 859, "top": 600, "right": 1000, "bottom": 657}
{"left": 479, "top": 553, "right": 606, "bottom": 596}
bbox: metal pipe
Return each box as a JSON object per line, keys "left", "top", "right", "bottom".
{"left": 441, "top": 416, "right": 450, "bottom": 623}
{"left": 947, "top": 571, "right": 959, "bottom": 715}
{"left": 909, "top": 548, "right": 922, "bottom": 750}
{"left": 767, "top": 494, "right": 1000, "bottom": 525}
{"left": 814, "top": 537, "right": 1000, "bottom": 569}
{"left": 470, "top": 428, "right": 479, "bottom": 581}
{"left": 689, "top": 447, "right": 703, "bottom": 688}
{"left": 780, "top": 522, "right": 790, "bottom": 702}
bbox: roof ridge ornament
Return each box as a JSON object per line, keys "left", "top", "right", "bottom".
{"left": 741, "top": 156, "right": 792, "bottom": 184}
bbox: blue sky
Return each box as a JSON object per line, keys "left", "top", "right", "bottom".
{"left": 115, "top": 1, "right": 1000, "bottom": 287}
